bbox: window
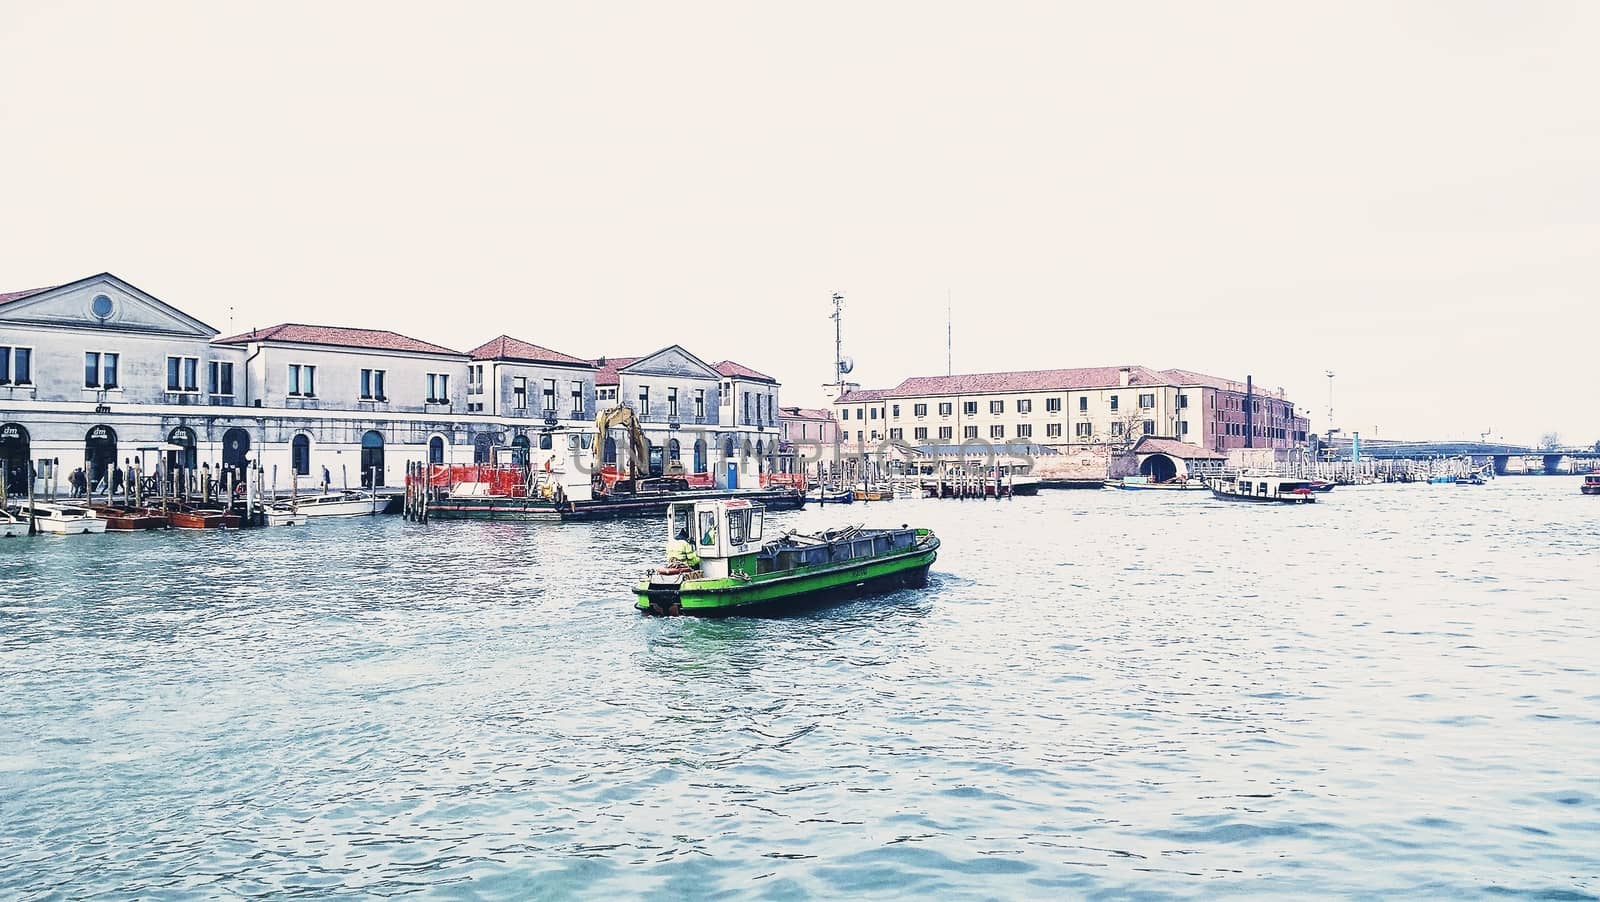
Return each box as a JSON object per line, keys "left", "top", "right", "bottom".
{"left": 0, "top": 346, "right": 27, "bottom": 384}
{"left": 291, "top": 434, "right": 310, "bottom": 476}
{"left": 572, "top": 381, "right": 585, "bottom": 416}
{"left": 1018, "top": 399, "right": 1032, "bottom": 414}
{"left": 360, "top": 368, "right": 386, "bottom": 400}
{"left": 1046, "top": 423, "right": 1062, "bottom": 438}
{"left": 892, "top": 404, "right": 900, "bottom": 418}
{"left": 468, "top": 364, "right": 484, "bottom": 394}
{"left": 938, "top": 426, "right": 953, "bottom": 440}
{"left": 1018, "top": 424, "right": 1033, "bottom": 438}
{"left": 1139, "top": 393, "right": 1155, "bottom": 409}
{"left": 841, "top": 409, "right": 849, "bottom": 421}
{"left": 544, "top": 379, "right": 558, "bottom": 412}
{"left": 856, "top": 430, "right": 863, "bottom": 442}
{"left": 964, "top": 425, "right": 978, "bottom": 439}
{"left": 639, "top": 385, "right": 650, "bottom": 417}
{"left": 170, "top": 356, "right": 201, "bottom": 392}
{"left": 1078, "top": 396, "right": 1088, "bottom": 412}
{"left": 426, "top": 373, "right": 450, "bottom": 403}
{"left": 938, "top": 402, "right": 952, "bottom": 416}
{"left": 208, "top": 361, "right": 233, "bottom": 396}
{"left": 744, "top": 392, "right": 752, "bottom": 423}
{"left": 513, "top": 376, "right": 527, "bottom": 410}
{"left": 914, "top": 403, "right": 927, "bottom": 417}
{"left": 695, "top": 389, "right": 705, "bottom": 420}
{"left": 1110, "top": 395, "right": 1119, "bottom": 411}
{"left": 990, "top": 400, "right": 1004, "bottom": 414}
{"left": 1076, "top": 422, "right": 1092, "bottom": 438}
{"left": 889, "top": 428, "right": 903, "bottom": 440}
{"left": 914, "top": 427, "right": 928, "bottom": 440}
{"left": 856, "top": 407, "right": 864, "bottom": 420}
{"left": 1046, "top": 397, "right": 1061, "bottom": 413}
{"left": 869, "top": 407, "right": 878, "bottom": 420}
{"left": 85, "top": 352, "right": 121, "bottom": 389}
{"left": 1143, "top": 420, "right": 1155, "bottom": 435}
{"left": 1178, "top": 394, "right": 1189, "bottom": 409}
{"left": 286, "top": 363, "right": 314, "bottom": 397}
{"left": 669, "top": 387, "right": 679, "bottom": 418}
{"left": 1111, "top": 421, "right": 1124, "bottom": 436}
{"left": 990, "top": 424, "right": 1004, "bottom": 438}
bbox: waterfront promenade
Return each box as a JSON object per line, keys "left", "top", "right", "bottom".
{"left": 2, "top": 479, "right": 1595, "bottom": 897}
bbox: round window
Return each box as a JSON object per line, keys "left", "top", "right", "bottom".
{"left": 91, "top": 294, "right": 114, "bottom": 318}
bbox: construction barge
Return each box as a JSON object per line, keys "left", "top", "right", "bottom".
{"left": 404, "top": 405, "right": 805, "bottom": 523}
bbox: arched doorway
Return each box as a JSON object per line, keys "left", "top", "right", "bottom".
{"left": 1139, "top": 453, "right": 1179, "bottom": 482}
{"left": 222, "top": 427, "right": 251, "bottom": 482}
{"left": 291, "top": 434, "right": 311, "bottom": 476}
{"left": 511, "top": 434, "right": 530, "bottom": 466}
{"left": 756, "top": 440, "right": 764, "bottom": 473}
{"left": 693, "top": 438, "right": 706, "bottom": 474}
{"left": 646, "top": 437, "right": 663, "bottom": 477}
{"left": 668, "top": 438, "right": 681, "bottom": 470}
{"left": 85, "top": 425, "right": 117, "bottom": 489}
{"left": 473, "top": 433, "right": 492, "bottom": 465}
{"left": 361, "top": 430, "right": 385, "bottom": 487}
{"left": 168, "top": 426, "right": 198, "bottom": 472}
{"left": 0, "top": 423, "right": 29, "bottom": 497}
{"left": 428, "top": 435, "right": 445, "bottom": 464}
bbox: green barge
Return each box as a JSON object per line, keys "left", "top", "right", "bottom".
{"left": 635, "top": 499, "right": 939, "bottom": 616}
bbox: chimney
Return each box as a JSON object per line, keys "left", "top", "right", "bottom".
{"left": 1118, "top": 367, "right": 1132, "bottom": 387}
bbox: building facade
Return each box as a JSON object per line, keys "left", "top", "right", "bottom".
{"left": 828, "top": 365, "right": 1309, "bottom": 462}
{"left": 0, "top": 273, "right": 782, "bottom": 496}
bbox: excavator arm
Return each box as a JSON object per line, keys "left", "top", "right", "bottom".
{"left": 594, "top": 405, "right": 651, "bottom": 482}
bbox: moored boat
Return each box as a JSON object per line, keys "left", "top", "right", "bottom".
{"left": 86, "top": 505, "right": 168, "bottom": 531}
{"left": 1206, "top": 473, "right": 1317, "bottom": 504}
{"left": 0, "top": 506, "right": 28, "bottom": 537}
{"left": 11, "top": 501, "right": 108, "bottom": 534}
{"left": 1582, "top": 474, "right": 1600, "bottom": 495}
{"left": 1105, "top": 476, "right": 1207, "bottom": 491}
{"left": 635, "top": 498, "right": 939, "bottom": 616}
{"left": 279, "top": 490, "right": 384, "bottom": 518}
{"left": 806, "top": 487, "right": 856, "bottom": 504}
{"left": 264, "top": 505, "right": 309, "bottom": 526}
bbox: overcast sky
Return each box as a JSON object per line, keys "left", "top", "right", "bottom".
{"left": 2, "top": 2, "right": 1595, "bottom": 445}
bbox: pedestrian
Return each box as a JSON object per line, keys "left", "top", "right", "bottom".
{"left": 112, "top": 462, "right": 125, "bottom": 497}
{"left": 321, "top": 465, "right": 331, "bottom": 493}
{"left": 70, "top": 467, "right": 85, "bottom": 497}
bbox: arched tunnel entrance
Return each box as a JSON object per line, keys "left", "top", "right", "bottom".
{"left": 1139, "top": 453, "right": 1178, "bottom": 482}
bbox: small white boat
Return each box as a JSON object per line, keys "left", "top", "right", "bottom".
{"left": 1, "top": 507, "right": 28, "bottom": 538}
{"left": 277, "top": 490, "right": 384, "bottom": 518}
{"left": 11, "top": 501, "right": 109, "bottom": 533}
{"left": 264, "top": 506, "right": 309, "bottom": 526}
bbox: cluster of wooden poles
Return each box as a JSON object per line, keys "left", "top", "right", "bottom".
{"left": 402, "top": 461, "right": 431, "bottom": 523}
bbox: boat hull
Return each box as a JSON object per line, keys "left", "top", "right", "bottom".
{"left": 636, "top": 541, "right": 938, "bottom": 617}
{"left": 166, "top": 510, "right": 241, "bottom": 529}
{"left": 1, "top": 520, "right": 28, "bottom": 538}
{"left": 35, "top": 516, "right": 108, "bottom": 534}
{"left": 1582, "top": 483, "right": 1600, "bottom": 495}
{"left": 1208, "top": 489, "right": 1315, "bottom": 504}
{"left": 87, "top": 506, "right": 168, "bottom": 530}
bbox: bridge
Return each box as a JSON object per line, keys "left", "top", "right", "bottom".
{"left": 1319, "top": 438, "right": 1600, "bottom": 474}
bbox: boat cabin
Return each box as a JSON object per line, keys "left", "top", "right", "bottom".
{"left": 1209, "top": 473, "right": 1317, "bottom": 503}
{"left": 668, "top": 499, "right": 766, "bottom": 578}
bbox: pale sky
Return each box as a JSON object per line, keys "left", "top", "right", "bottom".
{"left": 3, "top": 2, "right": 1595, "bottom": 445}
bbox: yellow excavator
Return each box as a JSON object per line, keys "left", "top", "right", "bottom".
{"left": 594, "top": 405, "right": 685, "bottom": 493}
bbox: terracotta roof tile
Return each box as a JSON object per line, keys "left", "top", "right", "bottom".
{"left": 890, "top": 366, "right": 1167, "bottom": 397}
{"left": 469, "top": 334, "right": 592, "bottom": 367}
{"left": 215, "top": 323, "right": 462, "bottom": 356}
{"left": 0, "top": 285, "right": 56, "bottom": 306}
{"left": 591, "top": 356, "right": 639, "bottom": 386}
{"left": 780, "top": 406, "right": 833, "bottom": 420}
{"left": 836, "top": 388, "right": 892, "bottom": 403}
{"left": 1130, "top": 436, "right": 1226, "bottom": 459}
{"left": 714, "top": 360, "right": 776, "bottom": 382}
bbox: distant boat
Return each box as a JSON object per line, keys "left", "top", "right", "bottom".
{"left": 807, "top": 488, "right": 856, "bottom": 504}
{"left": 1105, "top": 476, "right": 1206, "bottom": 491}
{"left": 1582, "top": 474, "right": 1600, "bottom": 496}
{"left": 1455, "top": 472, "right": 1487, "bottom": 486}
{"left": 1308, "top": 480, "right": 1336, "bottom": 493}
{"left": 1207, "top": 473, "right": 1318, "bottom": 504}
{"left": 86, "top": 505, "right": 168, "bottom": 531}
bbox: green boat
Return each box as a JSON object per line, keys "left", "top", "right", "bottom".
{"left": 635, "top": 498, "right": 939, "bottom": 616}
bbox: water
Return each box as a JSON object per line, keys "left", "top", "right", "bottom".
{"left": 2, "top": 480, "right": 1597, "bottom": 899}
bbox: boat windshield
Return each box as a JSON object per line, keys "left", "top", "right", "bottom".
{"left": 698, "top": 511, "right": 717, "bottom": 546}
{"left": 670, "top": 506, "right": 691, "bottom": 542}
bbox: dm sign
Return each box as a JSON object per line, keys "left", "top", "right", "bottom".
{"left": 0, "top": 423, "right": 23, "bottom": 442}
{"left": 88, "top": 426, "right": 112, "bottom": 442}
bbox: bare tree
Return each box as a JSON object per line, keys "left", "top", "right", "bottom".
{"left": 1538, "top": 432, "right": 1562, "bottom": 451}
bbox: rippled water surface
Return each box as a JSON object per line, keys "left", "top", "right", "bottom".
{"left": 2, "top": 479, "right": 1597, "bottom": 899}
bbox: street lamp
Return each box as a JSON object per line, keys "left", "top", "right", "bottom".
{"left": 1324, "top": 370, "right": 1335, "bottom": 435}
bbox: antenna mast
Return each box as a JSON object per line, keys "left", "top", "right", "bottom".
{"left": 946, "top": 290, "right": 952, "bottom": 376}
